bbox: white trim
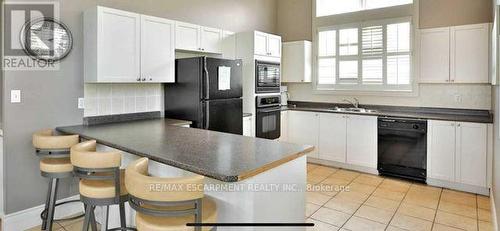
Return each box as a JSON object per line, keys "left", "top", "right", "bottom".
{"left": 426, "top": 178, "right": 490, "bottom": 196}
{"left": 2, "top": 195, "right": 82, "bottom": 231}
{"left": 308, "top": 157, "right": 379, "bottom": 175}
{"left": 492, "top": 193, "right": 499, "bottom": 231}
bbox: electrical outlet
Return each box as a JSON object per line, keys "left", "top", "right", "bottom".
{"left": 454, "top": 94, "right": 462, "bottom": 103}
{"left": 10, "top": 90, "right": 21, "bottom": 103}
{"left": 78, "top": 98, "right": 85, "bottom": 109}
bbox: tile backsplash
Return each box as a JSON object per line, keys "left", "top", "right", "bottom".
{"left": 84, "top": 84, "right": 162, "bottom": 117}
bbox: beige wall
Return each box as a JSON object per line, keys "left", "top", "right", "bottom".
{"left": 277, "top": 0, "right": 494, "bottom": 110}
{"left": 276, "top": 0, "right": 312, "bottom": 41}
{"left": 420, "top": 0, "right": 493, "bottom": 28}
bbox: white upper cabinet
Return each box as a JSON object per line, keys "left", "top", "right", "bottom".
{"left": 85, "top": 7, "right": 141, "bottom": 83}
{"left": 288, "top": 111, "right": 319, "bottom": 158}
{"left": 419, "top": 23, "right": 490, "bottom": 84}
{"left": 254, "top": 31, "right": 282, "bottom": 57}
{"left": 200, "top": 26, "right": 223, "bottom": 53}
{"left": 345, "top": 115, "right": 377, "bottom": 168}
{"left": 221, "top": 30, "right": 236, "bottom": 59}
{"left": 318, "top": 113, "right": 346, "bottom": 162}
{"left": 84, "top": 7, "right": 174, "bottom": 83}
{"left": 175, "top": 22, "right": 200, "bottom": 52}
{"left": 419, "top": 27, "right": 450, "bottom": 83}
{"left": 140, "top": 15, "right": 175, "bottom": 83}
{"left": 175, "top": 22, "right": 223, "bottom": 53}
{"left": 282, "top": 41, "right": 312, "bottom": 83}
{"left": 451, "top": 24, "right": 490, "bottom": 83}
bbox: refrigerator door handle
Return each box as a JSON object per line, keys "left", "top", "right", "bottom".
{"left": 204, "top": 57, "right": 210, "bottom": 99}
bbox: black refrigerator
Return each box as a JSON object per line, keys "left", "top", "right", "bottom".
{"left": 164, "top": 57, "right": 243, "bottom": 135}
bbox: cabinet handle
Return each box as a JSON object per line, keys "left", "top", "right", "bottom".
{"left": 445, "top": 79, "right": 449, "bottom": 82}
{"left": 137, "top": 77, "right": 141, "bottom": 81}
{"left": 149, "top": 77, "right": 153, "bottom": 81}
{"left": 142, "top": 78, "right": 146, "bottom": 81}
{"left": 451, "top": 79, "right": 455, "bottom": 82}
{"left": 457, "top": 123, "right": 461, "bottom": 127}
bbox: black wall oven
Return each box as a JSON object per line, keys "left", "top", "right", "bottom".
{"left": 255, "top": 95, "right": 281, "bottom": 140}
{"left": 378, "top": 117, "right": 427, "bottom": 182}
{"left": 255, "top": 60, "right": 280, "bottom": 93}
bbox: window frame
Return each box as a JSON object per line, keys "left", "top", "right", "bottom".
{"left": 316, "top": 0, "right": 413, "bottom": 18}
{"left": 314, "top": 16, "right": 415, "bottom": 93}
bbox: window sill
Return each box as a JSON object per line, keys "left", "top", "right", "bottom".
{"left": 313, "top": 87, "right": 419, "bottom": 97}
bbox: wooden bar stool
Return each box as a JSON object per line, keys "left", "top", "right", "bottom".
{"left": 71, "top": 140, "right": 129, "bottom": 231}
{"left": 125, "top": 158, "right": 217, "bottom": 231}
{"left": 32, "top": 129, "right": 80, "bottom": 231}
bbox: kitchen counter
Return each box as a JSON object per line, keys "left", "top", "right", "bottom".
{"left": 282, "top": 102, "right": 493, "bottom": 123}
{"left": 56, "top": 118, "right": 313, "bottom": 182}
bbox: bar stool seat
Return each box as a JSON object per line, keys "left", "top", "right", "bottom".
{"left": 136, "top": 197, "right": 217, "bottom": 231}
{"left": 39, "top": 158, "right": 73, "bottom": 173}
{"left": 79, "top": 169, "right": 128, "bottom": 199}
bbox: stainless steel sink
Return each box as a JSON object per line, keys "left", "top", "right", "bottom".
{"left": 330, "top": 107, "right": 378, "bottom": 113}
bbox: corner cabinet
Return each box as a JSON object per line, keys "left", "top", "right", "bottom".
{"left": 427, "top": 120, "right": 488, "bottom": 188}
{"left": 84, "top": 7, "right": 175, "bottom": 83}
{"left": 419, "top": 23, "right": 490, "bottom": 84}
{"left": 175, "top": 22, "right": 223, "bottom": 54}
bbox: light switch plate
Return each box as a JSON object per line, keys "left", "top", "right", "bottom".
{"left": 10, "top": 90, "right": 21, "bottom": 103}
{"left": 78, "top": 98, "right": 85, "bottom": 109}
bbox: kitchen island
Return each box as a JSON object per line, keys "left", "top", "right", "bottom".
{"left": 57, "top": 118, "right": 313, "bottom": 230}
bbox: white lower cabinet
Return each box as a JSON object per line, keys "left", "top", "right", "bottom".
{"left": 428, "top": 120, "right": 488, "bottom": 188}
{"left": 279, "top": 111, "right": 289, "bottom": 142}
{"left": 243, "top": 116, "right": 252, "bottom": 137}
{"left": 288, "top": 111, "right": 319, "bottom": 158}
{"left": 345, "top": 115, "right": 378, "bottom": 168}
{"left": 288, "top": 111, "right": 377, "bottom": 168}
{"left": 318, "top": 113, "right": 346, "bottom": 162}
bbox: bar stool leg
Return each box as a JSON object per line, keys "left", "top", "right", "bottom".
{"left": 119, "top": 202, "right": 126, "bottom": 228}
{"left": 41, "top": 178, "right": 53, "bottom": 230}
{"left": 45, "top": 178, "right": 59, "bottom": 231}
{"left": 90, "top": 206, "right": 97, "bottom": 231}
{"left": 104, "top": 206, "right": 109, "bottom": 231}
{"left": 82, "top": 204, "right": 92, "bottom": 231}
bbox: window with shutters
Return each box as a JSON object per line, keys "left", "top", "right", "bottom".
{"left": 316, "top": 0, "right": 413, "bottom": 17}
{"left": 316, "top": 17, "right": 412, "bottom": 91}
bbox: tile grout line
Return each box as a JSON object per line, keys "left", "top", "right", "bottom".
{"left": 383, "top": 181, "right": 412, "bottom": 231}
{"left": 430, "top": 186, "right": 444, "bottom": 231}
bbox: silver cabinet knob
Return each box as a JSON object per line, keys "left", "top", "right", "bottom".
{"left": 137, "top": 77, "right": 141, "bottom": 81}
{"left": 142, "top": 78, "right": 146, "bottom": 81}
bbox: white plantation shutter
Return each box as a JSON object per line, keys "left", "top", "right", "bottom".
{"left": 361, "top": 25, "right": 383, "bottom": 83}
{"left": 316, "top": 0, "right": 412, "bottom": 17}
{"left": 316, "top": 18, "right": 412, "bottom": 90}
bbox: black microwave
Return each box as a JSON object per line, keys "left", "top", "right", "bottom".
{"left": 255, "top": 60, "right": 280, "bottom": 93}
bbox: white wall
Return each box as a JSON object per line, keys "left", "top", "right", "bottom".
{"left": 286, "top": 83, "right": 492, "bottom": 110}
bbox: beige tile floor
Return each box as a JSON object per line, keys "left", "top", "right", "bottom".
{"left": 26, "top": 214, "right": 99, "bottom": 231}
{"left": 24, "top": 163, "right": 496, "bottom": 231}
{"left": 306, "top": 163, "right": 494, "bottom": 231}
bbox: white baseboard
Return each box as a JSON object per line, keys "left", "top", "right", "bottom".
{"left": 427, "top": 178, "right": 490, "bottom": 196}
{"left": 492, "top": 192, "right": 499, "bottom": 231}
{"left": 2, "top": 195, "right": 82, "bottom": 231}
{"left": 308, "top": 158, "right": 379, "bottom": 175}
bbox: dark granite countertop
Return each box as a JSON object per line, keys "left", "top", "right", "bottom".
{"left": 57, "top": 119, "right": 313, "bottom": 182}
{"left": 282, "top": 101, "right": 493, "bottom": 123}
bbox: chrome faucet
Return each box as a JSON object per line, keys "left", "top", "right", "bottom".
{"left": 342, "top": 98, "right": 360, "bottom": 108}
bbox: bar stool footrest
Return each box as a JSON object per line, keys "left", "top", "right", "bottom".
{"left": 40, "top": 199, "right": 85, "bottom": 222}
{"left": 107, "top": 227, "right": 137, "bottom": 231}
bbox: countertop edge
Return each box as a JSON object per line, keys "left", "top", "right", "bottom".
{"left": 282, "top": 107, "right": 493, "bottom": 124}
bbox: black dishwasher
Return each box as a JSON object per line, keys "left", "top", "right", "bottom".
{"left": 378, "top": 117, "right": 427, "bottom": 182}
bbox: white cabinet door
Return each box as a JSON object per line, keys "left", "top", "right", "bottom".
{"left": 282, "top": 41, "right": 312, "bottom": 83}
{"left": 140, "top": 15, "right": 175, "bottom": 83}
{"left": 288, "top": 111, "right": 319, "bottom": 158}
{"left": 456, "top": 122, "right": 487, "bottom": 187}
{"left": 346, "top": 115, "right": 377, "bottom": 168}
{"left": 419, "top": 27, "right": 450, "bottom": 83}
{"left": 221, "top": 30, "right": 236, "bottom": 59}
{"left": 428, "top": 120, "right": 456, "bottom": 182}
{"left": 319, "top": 113, "right": 346, "bottom": 163}
{"left": 451, "top": 24, "right": 490, "bottom": 83}
{"left": 267, "top": 34, "right": 282, "bottom": 57}
{"left": 280, "top": 111, "right": 289, "bottom": 142}
{"left": 254, "top": 32, "right": 268, "bottom": 56}
{"left": 200, "top": 26, "right": 223, "bottom": 53}
{"left": 175, "top": 22, "right": 200, "bottom": 51}
{"left": 243, "top": 116, "right": 252, "bottom": 137}
{"left": 98, "top": 7, "right": 141, "bottom": 82}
